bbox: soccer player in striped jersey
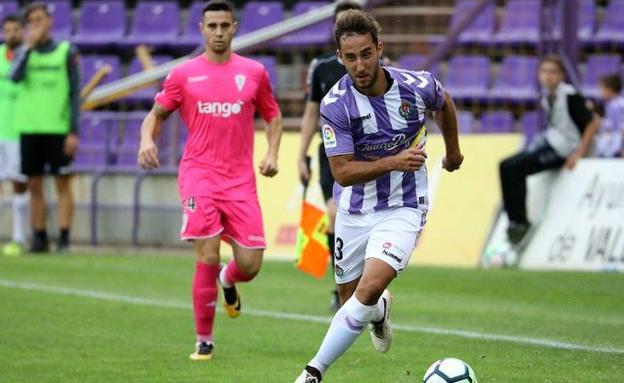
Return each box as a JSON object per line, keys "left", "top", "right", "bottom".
{"left": 295, "top": 10, "right": 463, "bottom": 383}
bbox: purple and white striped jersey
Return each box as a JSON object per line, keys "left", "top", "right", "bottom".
{"left": 320, "top": 67, "right": 445, "bottom": 215}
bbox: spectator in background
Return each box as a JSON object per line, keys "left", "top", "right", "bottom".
{"left": 595, "top": 74, "right": 624, "bottom": 158}
{"left": 0, "top": 15, "right": 29, "bottom": 257}
{"left": 9, "top": 3, "right": 81, "bottom": 253}
{"left": 499, "top": 55, "right": 600, "bottom": 245}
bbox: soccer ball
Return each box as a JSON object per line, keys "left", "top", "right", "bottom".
{"left": 423, "top": 358, "right": 478, "bottom": 383}
{"left": 482, "top": 240, "right": 518, "bottom": 268}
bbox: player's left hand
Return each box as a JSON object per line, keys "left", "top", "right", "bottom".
{"left": 259, "top": 153, "right": 279, "bottom": 177}
{"left": 565, "top": 151, "right": 582, "bottom": 170}
{"left": 442, "top": 151, "right": 464, "bottom": 172}
{"left": 64, "top": 133, "right": 79, "bottom": 157}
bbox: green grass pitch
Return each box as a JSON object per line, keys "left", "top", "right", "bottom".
{"left": 0, "top": 253, "right": 622, "bottom": 382}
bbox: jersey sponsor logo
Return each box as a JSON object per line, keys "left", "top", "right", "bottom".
{"left": 235, "top": 74, "right": 246, "bottom": 91}
{"left": 322, "top": 124, "right": 337, "bottom": 148}
{"left": 187, "top": 75, "right": 208, "bottom": 83}
{"left": 399, "top": 100, "right": 417, "bottom": 120}
{"left": 197, "top": 100, "right": 243, "bottom": 117}
{"left": 355, "top": 132, "right": 418, "bottom": 154}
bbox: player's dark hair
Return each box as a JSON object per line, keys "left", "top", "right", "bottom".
{"left": 1, "top": 14, "right": 21, "bottom": 27}
{"left": 334, "top": 2, "right": 363, "bottom": 22}
{"left": 334, "top": 9, "right": 381, "bottom": 48}
{"left": 23, "top": 2, "right": 50, "bottom": 21}
{"left": 540, "top": 55, "right": 566, "bottom": 74}
{"left": 599, "top": 73, "right": 622, "bottom": 94}
{"left": 202, "top": 0, "right": 235, "bottom": 18}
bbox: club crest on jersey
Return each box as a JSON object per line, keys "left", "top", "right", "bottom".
{"left": 322, "top": 125, "right": 337, "bottom": 149}
{"left": 399, "top": 100, "right": 417, "bottom": 120}
{"left": 185, "top": 197, "right": 197, "bottom": 212}
{"left": 235, "top": 74, "right": 246, "bottom": 91}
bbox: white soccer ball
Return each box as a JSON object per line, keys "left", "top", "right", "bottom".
{"left": 482, "top": 240, "right": 518, "bottom": 268}
{"left": 423, "top": 358, "right": 478, "bottom": 383}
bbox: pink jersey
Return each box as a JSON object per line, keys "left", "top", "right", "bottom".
{"left": 155, "top": 53, "right": 280, "bottom": 201}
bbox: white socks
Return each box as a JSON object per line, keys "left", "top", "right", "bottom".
{"left": 11, "top": 192, "right": 29, "bottom": 244}
{"left": 309, "top": 296, "right": 378, "bottom": 377}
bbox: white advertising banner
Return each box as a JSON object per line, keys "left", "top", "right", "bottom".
{"left": 521, "top": 159, "right": 624, "bottom": 272}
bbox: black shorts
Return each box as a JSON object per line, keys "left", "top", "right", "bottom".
{"left": 20, "top": 134, "right": 74, "bottom": 176}
{"left": 318, "top": 143, "right": 335, "bottom": 202}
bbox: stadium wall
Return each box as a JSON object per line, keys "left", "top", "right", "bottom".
{"left": 1, "top": 132, "right": 521, "bottom": 268}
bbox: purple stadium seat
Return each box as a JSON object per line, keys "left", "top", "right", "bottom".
{"left": 397, "top": 54, "right": 440, "bottom": 79}
{"left": 489, "top": 56, "right": 539, "bottom": 104}
{"left": 177, "top": 1, "right": 207, "bottom": 51}
{"left": 457, "top": 111, "right": 474, "bottom": 134}
{"left": 43, "top": 1, "right": 72, "bottom": 40}
{"left": 80, "top": 55, "right": 122, "bottom": 88}
{"left": 238, "top": 1, "right": 285, "bottom": 36}
{"left": 445, "top": 55, "right": 489, "bottom": 101}
{"left": 274, "top": 1, "right": 332, "bottom": 47}
{"left": 249, "top": 55, "right": 279, "bottom": 94}
{"left": 0, "top": 1, "right": 18, "bottom": 44}
{"left": 118, "top": 115, "right": 172, "bottom": 167}
{"left": 553, "top": 0, "right": 595, "bottom": 42}
{"left": 521, "top": 111, "right": 541, "bottom": 146}
{"left": 452, "top": 0, "right": 495, "bottom": 45}
{"left": 75, "top": 112, "right": 118, "bottom": 170}
{"left": 582, "top": 55, "right": 622, "bottom": 99}
{"left": 595, "top": 0, "right": 624, "bottom": 46}
{"left": 121, "top": 1, "right": 181, "bottom": 49}
{"left": 73, "top": 1, "right": 126, "bottom": 50}
{"left": 495, "top": 0, "right": 541, "bottom": 46}
{"left": 478, "top": 111, "right": 514, "bottom": 133}
{"left": 124, "top": 55, "right": 173, "bottom": 105}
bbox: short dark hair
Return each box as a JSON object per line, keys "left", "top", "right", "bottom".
{"left": 1, "top": 14, "right": 21, "bottom": 27}
{"left": 599, "top": 73, "right": 623, "bottom": 94}
{"left": 334, "top": 9, "right": 381, "bottom": 48}
{"left": 540, "top": 55, "right": 566, "bottom": 74}
{"left": 334, "top": 2, "right": 362, "bottom": 22}
{"left": 24, "top": 2, "right": 50, "bottom": 21}
{"left": 202, "top": 0, "right": 235, "bottom": 17}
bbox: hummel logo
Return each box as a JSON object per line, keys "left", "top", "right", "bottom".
{"left": 353, "top": 113, "right": 372, "bottom": 122}
{"left": 188, "top": 75, "right": 208, "bottom": 83}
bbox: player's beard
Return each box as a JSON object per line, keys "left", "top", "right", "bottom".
{"left": 6, "top": 38, "right": 21, "bottom": 50}
{"left": 353, "top": 65, "right": 379, "bottom": 91}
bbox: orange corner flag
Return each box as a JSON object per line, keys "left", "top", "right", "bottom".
{"left": 295, "top": 200, "right": 330, "bottom": 279}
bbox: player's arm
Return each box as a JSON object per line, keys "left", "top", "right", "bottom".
{"left": 298, "top": 101, "right": 320, "bottom": 184}
{"left": 329, "top": 150, "right": 426, "bottom": 187}
{"left": 138, "top": 103, "right": 172, "bottom": 169}
{"left": 565, "top": 94, "right": 600, "bottom": 169}
{"left": 434, "top": 90, "right": 464, "bottom": 172}
{"left": 259, "top": 113, "right": 283, "bottom": 178}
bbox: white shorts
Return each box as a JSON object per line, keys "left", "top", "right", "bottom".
{"left": 333, "top": 206, "right": 427, "bottom": 284}
{"left": 0, "top": 140, "right": 26, "bottom": 183}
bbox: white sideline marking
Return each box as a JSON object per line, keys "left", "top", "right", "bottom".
{"left": 1, "top": 278, "right": 623, "bottom": 355}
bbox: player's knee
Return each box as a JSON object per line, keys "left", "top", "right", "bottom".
{"left": 238, "top": 257, "right": 262, "bottom": 279}
{"left": 499, "top": 157, "right": 516, "bottom": 178}
{"left": 354, "top": 279, "right": 385, "bottom": 306}
{"left": 195, "top": 249, "right": 219, "bottom": 265}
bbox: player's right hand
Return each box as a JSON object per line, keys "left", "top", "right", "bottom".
{"left": 138, "top": 140, "right": 160, "bottom": 169}
{"left": 393, "top": 148, "right": 427, "bottom": 172}
{"left": 298, "top": 157, "right": 311, "bottom": 186}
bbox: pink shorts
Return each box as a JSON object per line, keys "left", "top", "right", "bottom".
{"left": 180, "top": 197, "right": 266, "bottom": 249}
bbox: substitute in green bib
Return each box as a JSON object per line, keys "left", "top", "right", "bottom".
{"left": 0, "top": 15, "right": 29, "bottom": 257}
{"left": 9, "top": 3, "right": 81, "bottom": 253}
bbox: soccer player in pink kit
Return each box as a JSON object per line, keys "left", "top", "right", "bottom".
{"left": 137, "top": 0, "right": 283, "bottom": 360}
